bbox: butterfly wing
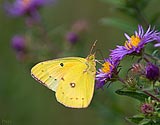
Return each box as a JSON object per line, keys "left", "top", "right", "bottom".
{"left": 31, "top": 56, "right": 96, "bottom": 108}
{"left": 31, "top": 57, "right": 86, "bottom": 92}
{"left": 56, "top": 63, "right": 95, "bottom": 108}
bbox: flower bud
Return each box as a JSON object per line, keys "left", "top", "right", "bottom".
{"left": 145, "top": 63, "right": 160, "bottom": 81}
{"left": 11, "top": 35, "right": 27, "bottom": 61}
{"left": 11, "top": 35, "right": 26, "bottom": 52}
{"left": 140, "top": 103, "right": 154, "bottom": 115}
{"left": 65, "top": 32, "right": 78, "bottom": 44}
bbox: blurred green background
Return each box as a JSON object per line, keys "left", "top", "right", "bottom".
{"left": 0, "top": 0, "right": 160, "bottom": 125}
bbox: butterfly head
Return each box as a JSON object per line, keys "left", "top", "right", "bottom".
{"left": 85, "top": 54, "right": 96, "bottom": 74}
{"left": 86, "top": 40, "right": 97, "bottom": 72}
{"left": 87, "top": 54, "right": 95, "bottom": 62}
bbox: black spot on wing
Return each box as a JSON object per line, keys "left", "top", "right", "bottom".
{"left": 70, "top": 83, "right": 76, "bottom": 88}
{"left": 61, "top": 77, "right": 65, "bottom": 81}
{"left": 60, "top": 63, "right": 64, "bottom": 67}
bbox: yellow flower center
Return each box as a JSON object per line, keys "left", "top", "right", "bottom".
{"left": 22, "top": 0, "right": 31, "bottom": 7}
{"left": 124, "top": 35, "right": 141, "bottom": 50}
{"left": 101, "top": 62, "right": 114, "bottom": 73}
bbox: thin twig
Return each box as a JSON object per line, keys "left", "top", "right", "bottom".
{"left": 144, "top": 53, "right": 160, "bottom": 64}
{"left": 118, "top": 77, "right": 126, "bottom": 84}
{"left": 143, "top": 90, "right": 160, "bottom": 102}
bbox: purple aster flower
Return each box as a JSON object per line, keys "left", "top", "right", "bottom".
{"left": 5, "top": 0, "right": 54, "bottom": 20}
{"left": 145, "top": 63, "right": 160, "bottom": 81}
{"left": 65, "top": 32, "right": 78, "bottom": 44}
{"left": 96, "top": 58, "right": 119, "bottom": 89}
{"left": 110, "top": 25, "right": 159, "bottom": 62}
{"left": 11, "top": 35, "right": 27, "bottom": 61}
{"left": 11, "top": 35, "right": 26, "bottom": 52}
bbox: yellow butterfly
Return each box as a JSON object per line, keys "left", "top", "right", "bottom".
{"left": 31, "top": 44, "right": 96, "bottom": 108}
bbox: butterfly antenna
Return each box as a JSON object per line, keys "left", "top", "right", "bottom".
{"left": 89, "top": 40, "right": 97, "bottom": 55}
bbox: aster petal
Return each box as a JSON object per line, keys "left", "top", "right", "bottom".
{"left": 124, "top": 33, "right": 130, "bottom": 40}
{"left": 144, "top": 25, "right": 151, "bottom": 36}
{"left": 138, "top": 25, "right": 144, "bottom": 37}
{"left": 95, "top": 80, "right": 106, "bottom": 89}
{"left": 135, "top": 31, "right": 138, "bottom": 36}
{"left": 140, "top": 27, "right": 158, "bottom": 45}
{"left": 154, "top": 43, "right": 160, "bottom": 47}
{"left": 110, "top": 45, "right": 132, "bottom": 62}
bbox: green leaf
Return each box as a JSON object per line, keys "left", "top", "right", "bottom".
{"left": 139, "top": 119, "right": 151, "bottom": 125}
{"left": 115, "top": 90, "right": 149, "bottom": 102}
{"left": 100, "top": 17, "right": 136, "bottom": 33}
{"left": 126, "top": 116, "right": 144, "bottom": 124}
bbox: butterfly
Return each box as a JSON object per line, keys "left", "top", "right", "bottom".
{"left": 31, "top": 44, "right": 96, "bottom": 108}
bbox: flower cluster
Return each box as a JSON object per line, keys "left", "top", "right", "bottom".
{"left": 96, "top": 25, "right": 160, "bottom": 88}
{"left": 5, "top": 0, "right": 55, "bottom": 61}
{"left": 5, "top": 0, "right": 54, "bottom": 24}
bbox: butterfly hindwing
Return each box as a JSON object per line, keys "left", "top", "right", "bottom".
{"left": 55, "top": 63, "right": 95, "bottom": 108}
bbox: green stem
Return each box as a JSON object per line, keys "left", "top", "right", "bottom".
{"left": 144, "top": 53, "right": 160, "bottom": 64}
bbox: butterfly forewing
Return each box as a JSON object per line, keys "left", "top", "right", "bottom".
{"left": 31, "top": 57, "right": 86, "bottom": 91}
